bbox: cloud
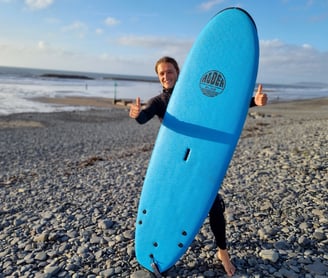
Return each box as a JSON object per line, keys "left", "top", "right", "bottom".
{"left": 0, "top": 40, "right": 85, "bottom": 70}
{"left": 105, "top": 17, "right": 120, "bottom": 26}
{"left": 45, "top": 17, "right": 61, "bottom": 24}
{"left": 62, "top": 21, "right": 88, "bottom": 38}
{"left": 104, "top": 35, "right": 193, "bottom": 68}
{"left": 259, "top": 39, "right": 328, "bottom": 83}
{"left": 1, "top": 36, "right": 327, "bottom": 84}
{"left": 116, "top": 35, "right": 192, "bottom": 50}
{"left": 308, "top": 9, "right": 328, "bottom": 23}
{"left": 95, "top": 28, "right": 104, "bottom": 35}
{"left": 25, "top": 0, "right": 54, "bottom": 10}
{"left": 63, "top": 21, "right": 87, "bottom": 32}
{"left": 199, "top": 0, "right": 226, "bottom": 11}
{"left": 37, "top": 40, "right": 48, "bottom": 50}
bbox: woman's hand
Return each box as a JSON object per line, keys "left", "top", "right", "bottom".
{"left": 254, "top": 84, "right": 268, "bottom": 106}
{"left": 129, "top": 97, "right": 141, "bottom": 118}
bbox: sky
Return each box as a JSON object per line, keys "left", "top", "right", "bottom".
{"left": 0, "top": 0, "right": 327, "bottom": 84}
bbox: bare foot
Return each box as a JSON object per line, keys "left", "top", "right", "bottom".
{"left": 217, "top": 249, "right": 236, "bottom": 277}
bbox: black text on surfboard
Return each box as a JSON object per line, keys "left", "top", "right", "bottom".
{"left": 199, "top": 70, "right": 226, "bottom": 97}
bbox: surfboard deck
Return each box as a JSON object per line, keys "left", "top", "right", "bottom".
{"left": 135, "top": 7, "right": 259, "bottom": 274}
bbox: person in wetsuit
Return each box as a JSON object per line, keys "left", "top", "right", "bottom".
{"left": 129, "top": 56, "right": 267, "bottom": 276}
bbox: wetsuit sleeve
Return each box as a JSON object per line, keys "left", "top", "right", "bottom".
{"left": 135, "top": 110, "right": 151, "bottom": 124}
{"left": 137, "top": 96, "right": 256, "bottom": 124}
{"left": 135, "top": 96, "right": 162, "bottom": 124}
{"left": 249, "top": 97, "right": 256, "bottom": 107}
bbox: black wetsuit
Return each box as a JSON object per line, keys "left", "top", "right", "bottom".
{"left": 136, "top": 88, "right": 173, "bottom": 124}
{"left": 135, "top": 87, "right": 256, "bottom": 249}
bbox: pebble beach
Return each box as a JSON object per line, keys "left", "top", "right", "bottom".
{"left": 0, "top": 97, "right": 327, "bottom": 278}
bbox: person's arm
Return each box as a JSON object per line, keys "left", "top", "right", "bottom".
{"left": 129, "top": 97, "right": 159, "bottom": 124}
{"left": 135, "top": 110, "right": 151, "bottom": 124}
{"left": 250, "top": 97, "right": 256, "bottom": 107}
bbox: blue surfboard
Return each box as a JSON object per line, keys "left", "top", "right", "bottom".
{"left": 135, "top": 7, "right": 259, "bottom": 274}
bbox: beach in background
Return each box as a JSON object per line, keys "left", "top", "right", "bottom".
{"left": 0, "top": 65, "right": 327, "bottom": 116}
{"left": 0, "top": 66, "right": 327, "bottom": 277}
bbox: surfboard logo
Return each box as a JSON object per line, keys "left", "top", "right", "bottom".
{"left": 199, "top": 70, "right": 226, "bottom": 97}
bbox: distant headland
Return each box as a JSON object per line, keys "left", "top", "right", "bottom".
{"left": 40, "top": 73, "right": 158, "bottom": 83}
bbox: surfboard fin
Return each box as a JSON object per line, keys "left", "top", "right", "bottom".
{"left": 151, "top": 262, "right": 162, "bottom": 277}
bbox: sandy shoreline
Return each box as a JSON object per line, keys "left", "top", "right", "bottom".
{"left": 1, "top": 96, "right": 327, "bottom": 129}
{"left": 36, "top": 95, "right": 328, "bottom": 110}
{"left": 0, "top": 97, "right": 328, "bottom": 128}
{"left": 0, "top": 97, "right": 327, "bottom": 277}
{"left": 34, "top": 96, "right": 136, "bottom": 109}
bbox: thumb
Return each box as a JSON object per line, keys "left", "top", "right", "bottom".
{"left": 136, "top": 97, "right": 141, "bottom": 107}
{"left": 256, "top": 84, "right": 263, "bottom": 95}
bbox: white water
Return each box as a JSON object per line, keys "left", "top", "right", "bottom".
{"left": 0, "top": 66, "right": 327, "bottom": 115}
{"left": 0, "top": 69, "right": 161, "bottom": 115}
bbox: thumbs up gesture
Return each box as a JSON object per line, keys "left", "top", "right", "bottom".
{"left": 129, "top": 97, "right": 141, "bottom": 119}
{"left": 254, "top": 84, "right": 268, "bottom": 106}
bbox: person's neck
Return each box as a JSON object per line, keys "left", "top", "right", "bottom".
{"left": 163, "top": 87, "right": 174, "bottom": 93}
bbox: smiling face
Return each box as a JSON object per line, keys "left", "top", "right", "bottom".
{"left": 156, "top": 62, "right": 179, "bottom": 89}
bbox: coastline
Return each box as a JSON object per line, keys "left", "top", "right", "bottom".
{"left": 33, "top": 94, "right": 328, "bottom": 110}
{"left": 33, "top": 96, "right": 136, "bottom": 109}
{"left": 32, "top": 94, "right": 328, "bottom": 110}
{"left": 1, "top": 96, "right": 327, "bottom": 128}
{"left": 0, "top": 97, "right": 327, "bottom": 277}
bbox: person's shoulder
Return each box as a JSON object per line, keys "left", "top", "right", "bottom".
{"left": 148, "top": 93, "right": 164, "bottom": 104}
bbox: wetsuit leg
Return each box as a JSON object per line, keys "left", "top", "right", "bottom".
{"left": 209, "top": 194, "right": 227, "bottom": 250}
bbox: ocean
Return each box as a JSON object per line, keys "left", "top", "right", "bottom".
{"left": 0, "top": 66, "right": 327, "bottom": 115}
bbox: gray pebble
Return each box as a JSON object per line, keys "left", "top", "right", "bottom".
{"left": 1, "top": 105, "right": 327, "bottom": 277}
{"left": 35, "top": 252, "right": 48, "bottom": 261}
{"left": 259, "top": 249, "right": 279, "bottom": 263}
